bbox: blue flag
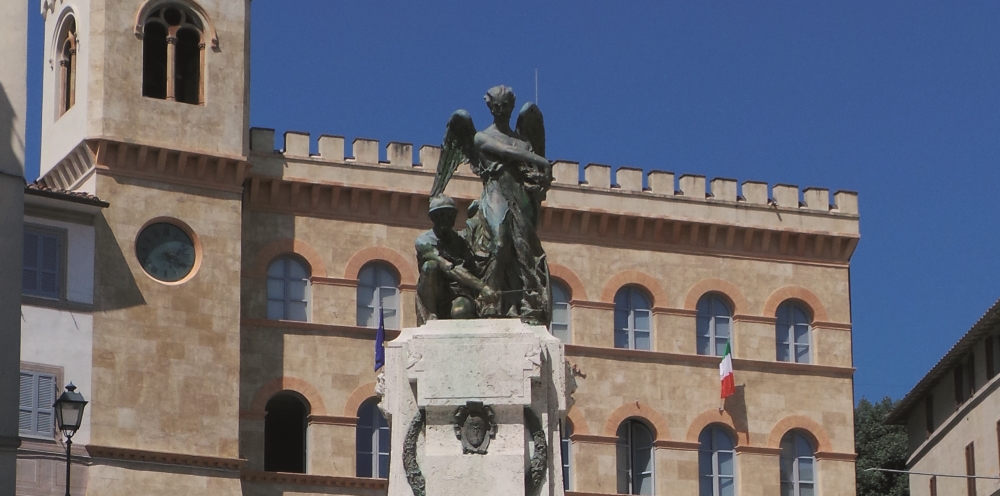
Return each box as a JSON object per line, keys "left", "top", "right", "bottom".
{"left": 374, "top": 309, "right": 385, "bottom": 371}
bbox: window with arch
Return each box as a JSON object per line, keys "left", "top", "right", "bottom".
{"left": 561, "top": 420, "right": 573, "bottom": 490}
{"left": 616, "top": 419, "right": 654, "bottom": 495}
{"left": 357, "top": 263, "right": 399, "bottom": 330}
{"left": 699, "top": 425, "right": 736, "bottom": 496}
{"left": 779, "top": 430, "right": 815, "bottom": 496}
{"left": 263, "top": 393, "right": 308, "bottom": 473}
{"left": 697, "top": 294, "right": 732, "bottom": 356}
{"left": 56, "top": 14, "right": 77, "bottom": 116}
{"left": 614, "top": 286, "right": 652, "bottom": 350}
{"left": 776, "top": 301, "right": 811, "bottom": 363}
{"left": 142, "top": 4, "right": 204, "bottom": 104}
{"left": 551, "top": 281, "right": 571, "bottom": 343}
{"left": 356, "top": 398, "right": 390, "bottom": 478}
{"left": 267, "top": 256, "right": 310, "bottom": 321}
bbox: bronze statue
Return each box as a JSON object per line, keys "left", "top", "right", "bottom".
{"left": 415, "top": 195, "right": 497, "bottom": 325}
{"left": 421, "top": 85, "right": 552, "bottom": 326}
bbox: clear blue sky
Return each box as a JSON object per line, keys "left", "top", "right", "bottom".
{"left": 24, "top": 1, "right": 1000, "bottom": 403}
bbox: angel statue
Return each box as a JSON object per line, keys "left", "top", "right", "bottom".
{"left": 423, "top": 85, "right": 552, "bottom": 326}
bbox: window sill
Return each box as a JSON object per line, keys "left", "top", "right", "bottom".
{"left": 22, "top": 295, "right": 94, "bottom": 312}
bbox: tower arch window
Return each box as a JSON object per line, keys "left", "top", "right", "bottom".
{"left": 142, "top": 4, "right": 204, "bottom": 104}
{"left": 780, "top": 430, "right": 816, "bottom": 496}
{"left": 263, "top": 393, "right": 308, "bottom": 473}
{"left": 551, "top": 281, "right": 571, "bottom": 343}
{"left": 697, "top": 294, "right": 732, "bottom": 356}
{"left": 614, "top": 286, "right": 652, "bottom": 350}
{"left": 699, "top": 425, "right": 736, "bottom": 496}
{"left": 356, "top": 398, "right": 390, "bottom": 478}
{"left": 776, "top": 301, "right": 812, "bottom": 363}
{"left": 56, "top": 15, "right": 77, "bottom": 116}
{"left": 266, "top": 256, "right": 310, "bottom": 322}
{"left": 357, "top": 263, "right": 400, "bottom": 330}
{"left": 616, "top": 419, "right": 654, "bottom": 494}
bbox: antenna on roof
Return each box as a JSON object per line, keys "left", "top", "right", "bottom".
{"left": 535, "top": 68, "right": 538, "bottom": 104}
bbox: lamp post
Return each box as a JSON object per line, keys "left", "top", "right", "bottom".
{"left": 53, "top": 383, "right": 87, "bottom": 496}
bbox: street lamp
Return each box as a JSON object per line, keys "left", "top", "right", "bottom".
{"left": 53, "top": 383, "right": 87, "bottom": 496}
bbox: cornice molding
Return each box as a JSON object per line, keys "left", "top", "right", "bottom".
{"left": 240, "top": 470, "right": 388, "bottom": 488}
{"left": 308, "top": 415, "right": 358, "bottom": 427}
{"left": 93, "top": 139, "right": 250, "bottom": 194}
{"left": 653, "top": 439, "right": 700, "bottom": 451}
{"left": 244, "top": 175, "right": 858, "bottom": 266}
{"left": 86, "top": 444, "right": 244, "bottom": 471}
{"left": 564, "top": 344, "right": 855, "bottom": 378}
{"left": 815, "top": 451, "right": 858, "bottom": 462}
{"left": 241, "top": 318, "right": 401, "bottom": 341}
{"left": 735, "top": 446, "right": 781, "bottom": 456}
{"left": 569, "top": 434, "right": 617, "bottom": 445}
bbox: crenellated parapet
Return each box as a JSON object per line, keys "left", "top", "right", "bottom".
{"left": 247, "top": 128, "right": 860, "bottom": 264}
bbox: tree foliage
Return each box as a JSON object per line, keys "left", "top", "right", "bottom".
{"left": 855, "top": 396, "right": 909, "bottom": 496}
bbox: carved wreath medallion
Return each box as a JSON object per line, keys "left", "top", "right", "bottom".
{"left": 453, "top": 402, "right": 497, "bottom": 454}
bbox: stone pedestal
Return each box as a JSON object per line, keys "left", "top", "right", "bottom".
{"left": 378, "top": 319, "right": 571, "bottom": 496}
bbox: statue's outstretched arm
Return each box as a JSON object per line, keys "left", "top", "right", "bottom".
{"left": 474, "top": 133, "right": 549, "bottom": 169}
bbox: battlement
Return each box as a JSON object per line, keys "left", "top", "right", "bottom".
{"left": 250, "top": 128, "right": 859, "bottom": 217}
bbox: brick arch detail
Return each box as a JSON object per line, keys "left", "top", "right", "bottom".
{"left": 600, "top": 270, "right": 668, "bottom": 307}
{"left": 602, "top": 402, "right": 670, "bottom": 441}
{"left": 564, "top": 406, "right": 590, "bottom": 435}
{"left": 250, "top": 238, "right": 327, "bottom": 279}
{"left": 766, "top": 415, "right": 832, "bottom": 452}
{"left": 682, "top": 278, "right": 750, "bottom": 315}
{"left": 249, "top": 376, "right": 327, "bottom": 416}
{"left": 343, "top": 381, "right": 379, "bottom": 417}
{"left": 684, "top": 409, "right": 747, "bottom": 446}
{"left": 344, "top": 246, "right": 417, "bottom": 286}
{"left": 762, "top": 286, "right": 830, "bottom": 322}
{"left": 549, "top": 263, "right": 588, "bottom": 301}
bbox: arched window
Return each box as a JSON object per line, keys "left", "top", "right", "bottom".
{"left": 697, "top": 294, "right": 732, "bottom": 356}
{"left": 780, "top": 430, "right": 815, "bottom": 496}
{"left": 56, "top": 15, "right": 77, "bottom": 116}
{"left": 699, "top": 426, "right": 736, "bottom": 496}
{"left": 263, "top": 393, "right": 308, "bottom": 473}
{"left": 267, "top": 256, "right": 310, "bottom": 321}
{"left": 551, "top": 281, "right": 571, "bottom": 343}
{"left": 356, "top": 398, "right": 390, "bottom": 478}
{"left": 142, "top": 4, "right": 204, "bottom": 104}
{"left": 561, "top": 420, "right": 573, "bottom": 490}
{"left": 357, "top": 263, "right": 399, "bottom": 330}
{"left": 776, "top": 301, "right": 811, "bottom": 363}
{"left": 614, "top": 287, "right": 651, "bottom": 350}
{"left": 616, "top": 419, "right": 654, "bottom": 495}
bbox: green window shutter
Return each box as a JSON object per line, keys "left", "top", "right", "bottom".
{"left": 19, "top": 370, "right": 57, "bottom": 438}
{"left": 19, "top": 372, "right": 34, "bottom": 433}
{"left": 35, "top": 373, "right": 56, "bottom": 437}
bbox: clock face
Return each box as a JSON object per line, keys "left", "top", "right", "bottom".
{"left": 135, "top": 222, "right": 196, "bottom": 282}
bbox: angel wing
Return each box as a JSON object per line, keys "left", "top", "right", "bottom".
{"left": 516, "top": 102, "right": 545, "bottom": 158}
{"left": 430, "top": 110, "right": 479, "bottom": 198}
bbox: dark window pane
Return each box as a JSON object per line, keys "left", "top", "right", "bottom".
{"left": 174, "top": 28, "right": 201, "bottom": 104}
{"left": 142, "top": 23, "right": 167, "bottom": 99}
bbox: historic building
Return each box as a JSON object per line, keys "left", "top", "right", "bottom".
{"left": 887, "top": 299, "right": 1000, "bottom": 496}
{"left": 15, "top": 0, "right": 861, "bottom": 495}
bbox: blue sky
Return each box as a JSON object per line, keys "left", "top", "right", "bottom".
{"left": 24, "top": 1, "right": 1000, "bottom": 403}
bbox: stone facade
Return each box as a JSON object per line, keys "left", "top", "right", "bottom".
{"left": 888, "top": 299, "right": 1000, "bottom": 496}
{"left": 19, "top": 0, "right": 861, "bottom": 494}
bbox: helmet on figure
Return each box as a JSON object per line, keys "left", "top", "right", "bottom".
{"left": 428, "top": 195, "right": 457, "bottom": 214}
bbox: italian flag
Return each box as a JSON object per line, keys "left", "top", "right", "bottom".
{"left": 720, "top": 341, "right": 735, "bottom": 399}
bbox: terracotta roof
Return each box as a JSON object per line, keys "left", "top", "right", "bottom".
{"left": 24, "top": 181, "right": 109, "bottom": 207}
{"left": 886, "top": 297, "right": 1000, "bottom": 424}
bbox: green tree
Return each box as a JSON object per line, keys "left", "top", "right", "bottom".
{"left": 855, "top": 396, "right": 909, "bottom": 496}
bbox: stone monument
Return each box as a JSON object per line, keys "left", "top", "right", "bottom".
{"left": 377, "top": 86, "right": 573, "bottom": 495}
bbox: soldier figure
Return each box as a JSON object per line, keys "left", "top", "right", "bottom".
{"left": 415, "top": 195, "right": 497, "bottom": 325}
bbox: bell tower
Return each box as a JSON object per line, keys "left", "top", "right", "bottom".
{"left": 39, "top": 0, "right": 251, "bottom": 181}
{"left": 35, "top": 2, "right": 252, "bottom": 494}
